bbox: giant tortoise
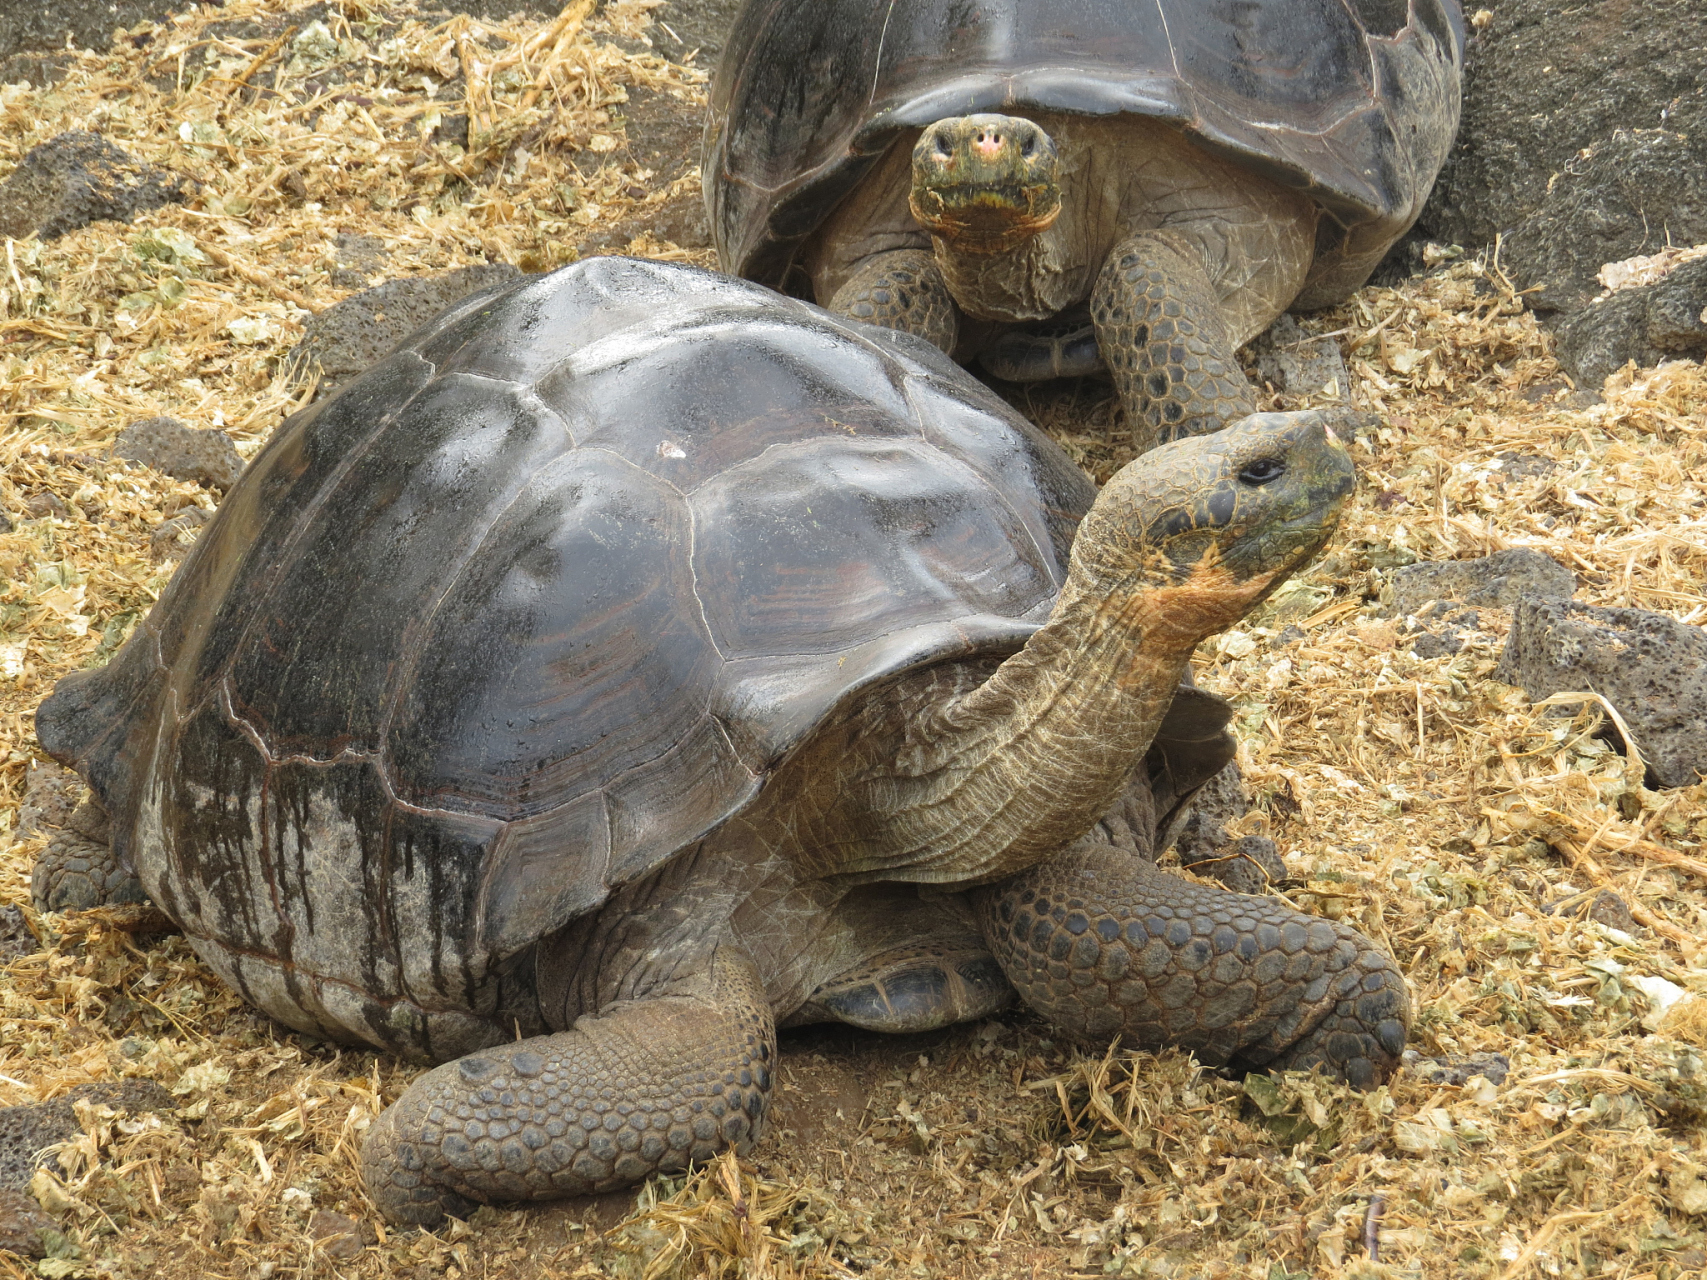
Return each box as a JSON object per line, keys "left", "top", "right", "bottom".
{"left": 33, "top": 258, "right": 1406, "bottom": 1225}
{"left": 707, "top": 0, "right": 1464, "bottom": 450}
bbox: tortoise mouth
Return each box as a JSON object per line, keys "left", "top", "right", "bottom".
{"left": 1223, "top": 508, "right": 1346, "bottom": 581}
{"left": 908, "top": 182, "right": 1062, "bottom": 253}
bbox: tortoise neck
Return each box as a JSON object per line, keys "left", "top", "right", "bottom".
{"left": 872, "top": 573, "right": 1204, "bottom": 885}
{"left": 931, "top": 224, "right": 1082, "bottom": 323}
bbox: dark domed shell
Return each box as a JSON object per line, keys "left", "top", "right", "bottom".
{"left": 37, "top": 258, "right": 1094, "bottom": 1057}
{"left": 708, "top": 0, "right": 1465, "bottom": 290}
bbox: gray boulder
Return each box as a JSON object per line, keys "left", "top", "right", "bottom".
{"left": 114, "top": 417, "right": 244, "bottom": 490}
{"left": 1244, "top": 314, "right": 1350, "bottom": 401}
{"left": 1420, "top": 0, "right": 1707, "bottom": 265}
{"left": 1495, "top": 599, "right": 1707, "bottom": 790}
{"left": 1556, "top": 258, "right": 1707, "bottom": 386}
{"left": 15, "top": 760, "right": 79, "bottom": 841}
{"left": 0, "top": 1082, "right": 174, "bottom": 1192}
{"left": 1168, "top": 765, "right": 1288, "bottom": 897}
{"left": 1387, "top": 547, "right": 1574, "bottom": 617}
{"left": 1411, "top": 0, "right": 1707, "bottom": 381}
{"left": 326, "top": 231, "right": 390, "bottom": 290}
{"left": 0, "top": 907, "right": 36, "bottom": 963}
{"left": 0, "top": 0, "right": 170, "bottom": 59}
{"left": 0, "top": 1186, "right": 54, "bottom": 1259}
{"left": 0, "top": 132, "right": 193, "bottom": 242}
{"left": 0, "top": 51, "right": 75, "bottom": 87}
{"left": 149, "top": 507, "right": 209, "bottom": 562}
{"left": 641, "top": 0, "right": 743, "bottom": 64}
{"left": 1499, "top": 126, "right": 1707, "bottom": 320}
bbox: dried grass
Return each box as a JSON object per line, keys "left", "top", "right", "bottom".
{"left": 3, "top": 1, "right": 1707, "bottom": 1275}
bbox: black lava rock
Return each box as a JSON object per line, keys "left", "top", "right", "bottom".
{"left": 1556, "top": 259, "right": 1707, "bottom": 386}
{"left": 1419, "top": 0, "right": 1707, "bottom": 265}
{"left": 1387, "top": 548, "right": 1574, "bottom": 617}
{"left": 1170, "top": 765, "right": 1288, "bottom": 896}
{"left": 1495, "top": 599, "right": 1707, "bottom": 790}
{"left": 0, "top": 132, "right": 193, "bottom": 242}
{"left": 0, "top": 1081, "right": 174, "bottom": 1191}
{"left": 1414, "top": 0, "right": 1707, "bottom": 371}
{"left": 114, "top": 417, "right": 244, "bottom": 490}
{"left": 0, "top": 1186, "right": 54, "bottom": 1258}
{"left": 1503, "top": 126, "right": 1707, "bottom": 319}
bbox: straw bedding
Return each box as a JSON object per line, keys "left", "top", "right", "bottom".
{"left": 2, "top": 2, "right": 1706, "bottom": 1276}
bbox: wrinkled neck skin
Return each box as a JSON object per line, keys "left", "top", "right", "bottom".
{"left": 931, "top": 222, "right": 1083, "bottom": 323}
{"left": 834, "top": 559, "right": 1271, "bottom": 888}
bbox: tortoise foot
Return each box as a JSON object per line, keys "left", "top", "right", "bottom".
{"left": 975, "top": 840, "right": 1409, "bottom": 1088}
{"left": 1091, "top": 230, "right": 1258, "bottom": 453}
{"left": 978, "top": 306, "right": 1104, "bottom": 382}
{"left": 791, "top": 941, "right": 1012, "bottom": 1034}
{"left": 361, "top": 949, "right": 776, "bottom": 1227}
{"left": 30, "top": 798, "right": 147, "bottom": 915}
{"left": 829, "top": 249, "right": 959, "bottom": 355}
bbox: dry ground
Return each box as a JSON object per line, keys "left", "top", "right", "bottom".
{"left": 3, "top": 2, "right": 1707, "bottom": 1278}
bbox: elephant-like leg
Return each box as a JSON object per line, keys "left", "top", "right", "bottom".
{"left": 1090, "top": 230, "right": 1258, "bottom": 453}
{"left": 362, "top": 948, "right": 775, "bottom": 1226}
{"left": 31, "top": 797, "right": 147, "bottom": 914}
{"left": 828, "top": 249, "right": 959, "bottom": 354}
{"left": 976, "top": 840, "right": 1408, "bottom": 1088}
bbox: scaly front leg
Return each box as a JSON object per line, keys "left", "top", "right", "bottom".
{"left": 362, "top": 948, "right": 775, "bottom": 1226}
{"left": 828, "top": 249, "right": 959, "bottom": 355}
{"left": 31, "top": 795, "right": 148, "bottom": 914}
{"left": 1091, "top": 230, "right": 1258, "bottom": 453}
{"left": 975, "top": 839, "right": 1409, "bottom": 1088}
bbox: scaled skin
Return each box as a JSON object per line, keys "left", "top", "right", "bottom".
{"left": 360, "top": 412, "right": 1411, "bottom": 1225}
{"left": 813, "top": 113, "right": 1318, "bottom": 451}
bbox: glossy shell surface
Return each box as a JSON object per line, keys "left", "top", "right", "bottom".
{"left": 36, "top": 258, "right": 1095, "bottom": 1058}
{"left": 708, "top": 0, "right": 1465, "bottom": 290}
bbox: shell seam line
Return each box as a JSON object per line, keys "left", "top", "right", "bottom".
{"left": 514, "top": 386, "right": 579, "bottom": 451}
{"left": 473, "top": 790, "right": 613, "bottom": 959}
{"left": 219, "top": 685, "right": 379, "bottom": 769}
{"left": 583, "top": 444, "right": 686, "bottom": 499}
{"left": 1154, "top": 0, "right": 1179, "bottom": 80}
{"left": 683, "top": 488, "right": 728, "bottom": 662}
{"left": 799, "top": 299, "right": 934, "bottom": 427}
{"left": 706, "top": 712, "right": 763, "bottom": 784}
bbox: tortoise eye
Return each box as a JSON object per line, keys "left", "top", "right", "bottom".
{"left": 1238, "top": 457, "right": 1286, "bottom": 486}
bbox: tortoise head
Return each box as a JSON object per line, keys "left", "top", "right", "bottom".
{"left": 1066, "top": 412, "right": 1356, "bottom": 649}
{"left": 908, "top": 114, "right": 1061, "bottom": 254}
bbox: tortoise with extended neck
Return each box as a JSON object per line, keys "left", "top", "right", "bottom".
{"left": 707, "top": 0, "right": 1464, "bottom": 451}
{"left": 33, "top": 259, "right": 1404, "bottom": 1226}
